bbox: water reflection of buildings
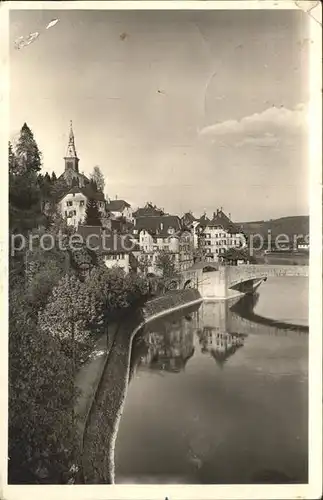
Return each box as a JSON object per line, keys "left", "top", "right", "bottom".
{"left": 129, "top": 293, "right": 307, "bottom": 379}
{"left": 196, "top": 300, "right": 247, "bottom": 367}
{"left": 198, "top": 327, "right": 245, "bottom": 367}
{"left": 135, "top": 308, "right": 199, "bottom": 373}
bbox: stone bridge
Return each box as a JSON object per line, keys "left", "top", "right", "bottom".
{"left": 227, "top": 264, "right": 309, "bottom": 288}
{"left": 180, "top": 263, "right": 309, "bottom": 300}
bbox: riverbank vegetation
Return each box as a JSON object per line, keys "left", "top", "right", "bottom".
{"left": 8, "top": 124, "right": 156, "bottom": 484}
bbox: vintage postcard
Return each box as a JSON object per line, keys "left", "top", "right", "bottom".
{"left": 0, "top": 1, "right": 322, "bottom": 499}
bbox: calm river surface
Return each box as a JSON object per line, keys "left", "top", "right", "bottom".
{"left": 115, "top": 276, "right": 308, "bottom": 484}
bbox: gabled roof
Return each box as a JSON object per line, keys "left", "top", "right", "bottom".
{"left": 134, "top": 215, "right": 182, "bottom": 238}
{"left": 182, "top": 212, "right": 196, "bottom": 223}
{"left": 105, "top": 199, "right": 130, "bottom": 212}
{"left": 110, "top": 219, "right": 134, "bottom": 232}
{"left": 75, "top": 226, "right": 138, "bottom": 254}
{"left": 133, "top": 203, "right": 165, "bottom": 217}
{"left": 199, "top": 214, "right": 212, "bottom": 227}
{"left": 199, "top": 210, "right": 241, "bottom": 234}
{"left": 58, "top": 185, "right": 105, "bottom": 202}
{"left": 82, "top": 185, "right": 105, "bottom": 202}
{"left": 57, "top": 172, "right": 90, "bottom": 184}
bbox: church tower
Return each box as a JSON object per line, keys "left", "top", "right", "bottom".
{"left": 64, "top": 120, "right": 79, "bottom": 173}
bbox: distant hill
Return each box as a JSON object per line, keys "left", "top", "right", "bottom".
{"left": 237, "top": 216, "right": 309, "bottom": 239}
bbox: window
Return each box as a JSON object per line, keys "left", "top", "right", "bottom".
{"left": 67, "top": 201, "right": 73, "bottom": 206}
{"left": 80, "top": 200, "right": 85, "bottom": 207}
{"left": 74, "top": 210, "right": 76, "bottom": 216}
{"left": 65, "top": 211, "right": 67, "bottom": 217}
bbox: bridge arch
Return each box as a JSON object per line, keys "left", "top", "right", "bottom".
{"left": 183, "top": 279, "right": 194, "bottom": 289}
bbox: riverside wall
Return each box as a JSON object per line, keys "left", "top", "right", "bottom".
{"left": 80, "top": 288, "right": 202, "bottom": 484}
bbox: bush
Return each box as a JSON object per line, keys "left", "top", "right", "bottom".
{"left": 9, "top": 283, "right": 77, "bottom": 483}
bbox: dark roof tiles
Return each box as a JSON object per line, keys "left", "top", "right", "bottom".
{"left": 134, "top": 215, "right": 182, "bottom": 238}
{"left": 105, "top": 199, "right": 131, "bottom": 212}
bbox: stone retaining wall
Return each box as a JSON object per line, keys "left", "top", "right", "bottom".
{"left": 80, "top": 288, "right": 202, "bottom": 483}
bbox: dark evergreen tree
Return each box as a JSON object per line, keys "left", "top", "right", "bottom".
{"left": 9, "top": 126, "right": 44, "bottom": 234}
{"left": 9, "top": 142, "right": 19, "bottom": 175}
{"left": 84, "top": 198, "right": 101, "bottom": 226}
{"left": 51, "top": 171, "right": 57, "bottom": 182}
{"left": 15, "top": 123, "right": 42, "bottom": 173}
{"left": 89, "top": 178, "right": 98, "bottom": 192}
{"left": 44, "top": 172, "right": 51, "bottom": 183}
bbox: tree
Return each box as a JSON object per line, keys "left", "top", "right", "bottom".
{"left": 15, "top": 123, "right": 42, "bottom": 173}
{"left": 138, "top": 254, "right": 150, "bottom": 275}
{"left": 9, "top": 141, "right": 19, "bottom": 175}
{"left": 51, "top": 171, "right": 57, "bottom": 182}
{"left": 9, "top": 283, "right": 77, "bottom": 484}
{"left": 38, "top": 275, "right": 98, "bottom": 367}
{"left": 82, "top": 265, "right": 150, "bottom": 345}
{"left": 47, "top": 205, "right": 73, "bottom": 236}
{"left": 84, "top": 198, "right": 101, "bottom": 227}
{"left": 90, "top": 166, "right": 105, "bottom": 193}
{"left": 9, "top": 170, "right": 44, "bottom": 233}
{"left": 155, "top": 250, "right": 177, "bottom": 279}
{"left": 89, "top": 178, "right": 98, "bottom": 192}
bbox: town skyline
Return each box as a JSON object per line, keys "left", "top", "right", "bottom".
{"left": 10, "top": 8, "right": 310, "bottom": 221}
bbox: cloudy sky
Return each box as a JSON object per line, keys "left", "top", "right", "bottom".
{"left": 10, "top": 8, "right": 310, "bottom": 221}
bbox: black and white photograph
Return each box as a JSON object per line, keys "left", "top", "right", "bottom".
{"left": 1, "top": 1, "right": 322, "bottom": 499}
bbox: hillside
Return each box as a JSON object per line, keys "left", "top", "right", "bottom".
{"left": 237, "top": 216, "right": 309, "bottom": 239}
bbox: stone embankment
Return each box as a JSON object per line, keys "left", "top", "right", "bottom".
{"left": 77, "top": 288, "right": 202, "bottom": 484}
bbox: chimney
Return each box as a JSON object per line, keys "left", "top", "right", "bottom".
{"left": 116, "top": 195, "right": 118, "bottom": 200}
{"left": 229, "top": 212, "right": 231, "bottom": 220}
{"left": 216, "top": 208, "right": 219, "bottom": 215}
{"left": 213, "top": 212, "right": 216, "bottom": 219}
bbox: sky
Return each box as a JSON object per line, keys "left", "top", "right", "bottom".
{"left": 9, "top": 8, "right": 310, "bottom": 221}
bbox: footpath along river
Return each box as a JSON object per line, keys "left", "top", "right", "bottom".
{"left": 114, "top": 276, "right": 308, "bottom": 484}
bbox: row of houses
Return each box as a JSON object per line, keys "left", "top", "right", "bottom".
{"left": 48, "top": 122, "right": 248, "bottom": 275}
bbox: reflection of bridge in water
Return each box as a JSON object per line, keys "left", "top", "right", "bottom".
{"left": 130, "top": 293, "right": 308, "bottom": 376}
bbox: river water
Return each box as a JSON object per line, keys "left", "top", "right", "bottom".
{"left": 115, "top": 276, "right": 308, "bottom": 484}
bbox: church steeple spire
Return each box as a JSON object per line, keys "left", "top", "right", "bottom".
{"left": 66, "top": 120, "right": 78, "bottom": 158}
{"left": 64, "top": 120, "right": 79, "bottom": 174}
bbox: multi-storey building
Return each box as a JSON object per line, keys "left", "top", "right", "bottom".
{"left": 132, "top": 214, "right": 194, "bottom": 274}
{"left": 58, "top": 185, "right": 107, "bottom": 228}
{"left": 105, "top": 198, "right": 133, "bottom": 222}
{"left": 76, "top": 225, "right": 139, "bottom": 273}
{"left": 197, "top": 209, "right": 246, "bottom": 262}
